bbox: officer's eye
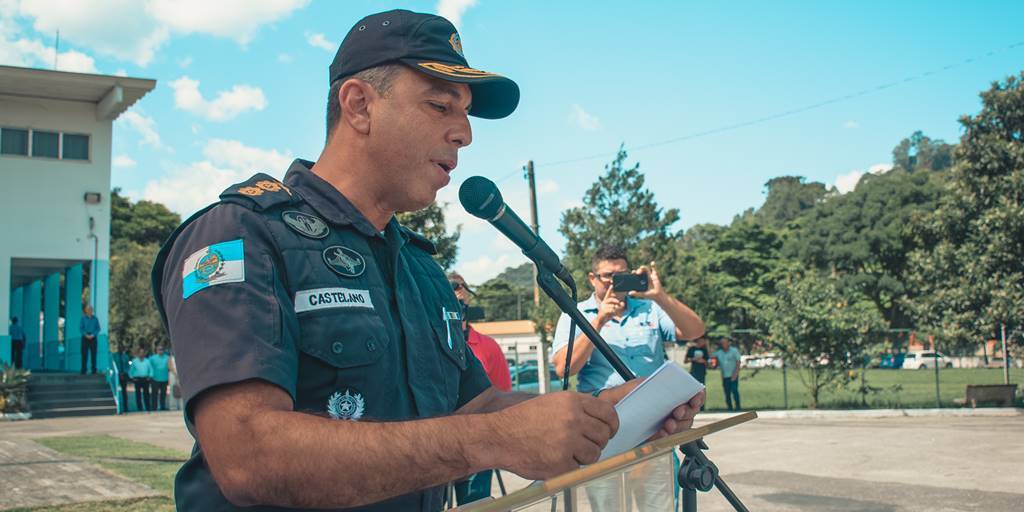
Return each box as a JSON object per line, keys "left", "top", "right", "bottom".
{"left": 428, "top": 101, "right": 449, "bottom": 113}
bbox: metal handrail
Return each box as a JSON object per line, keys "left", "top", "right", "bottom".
{"left": 105, "top": 352, "right": 122, "bottom": 414}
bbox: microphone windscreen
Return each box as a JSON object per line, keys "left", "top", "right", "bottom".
{"left": 459, "top": 176, "right": 503, "bottom": 219}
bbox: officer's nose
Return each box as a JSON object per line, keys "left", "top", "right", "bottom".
{"left": 448, "top": 113, "right": 473, "bottom": 148}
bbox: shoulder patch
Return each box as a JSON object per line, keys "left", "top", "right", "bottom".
{"left": 220, "top": 173, "right": 296, "bottom": 211}
{"left": 400, "top": 226, "right": 437, "bottom": 255}
{"left": 182, "top": 239, "right": 245, "bottom": 299}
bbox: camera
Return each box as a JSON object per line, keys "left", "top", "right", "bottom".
{"left": 612, "top": 272, "right": 649, "bottom": 292}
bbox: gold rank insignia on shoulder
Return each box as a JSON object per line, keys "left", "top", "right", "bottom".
{"left": 237, "top": 179, "right": 291, "bottom": 197}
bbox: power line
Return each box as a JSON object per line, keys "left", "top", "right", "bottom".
{"left": 495, "top": 39, "right": 1024, "bottom": 181}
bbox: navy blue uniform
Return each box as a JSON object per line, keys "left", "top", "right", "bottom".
{"left": 153, "top": 159, "right": 491, "bottom": 511}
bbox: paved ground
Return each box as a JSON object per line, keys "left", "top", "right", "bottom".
{"left": 1, "top": 409, "right": 1022, "bottom": 511}
{"left": 0, "top": 437, "right": 160, "bottom": 510}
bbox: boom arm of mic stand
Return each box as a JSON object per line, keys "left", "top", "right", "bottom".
{"left": 535, "top": 269, "right": 636, "bottom": 382}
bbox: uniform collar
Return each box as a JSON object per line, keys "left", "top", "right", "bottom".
{"left": 283, "top": 159, "right": 389, "bottom": 239}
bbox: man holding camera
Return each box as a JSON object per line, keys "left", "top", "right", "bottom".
{"left": 551, "top": 244, "right": 705, "bottom": 510}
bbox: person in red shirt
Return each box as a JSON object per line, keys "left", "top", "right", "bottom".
{"left": 446, "top": 272, "right": 513, "bottom": 504}
{"left": 448, "top": 273, "right": 512, "bottom": 392}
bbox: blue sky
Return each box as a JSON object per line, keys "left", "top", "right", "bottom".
{"left": 3, "top": 1, "right": 1023, "bottom": 283}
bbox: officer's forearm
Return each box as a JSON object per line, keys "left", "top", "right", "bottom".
{"left": 456, "top": 386, "right": 534, "bottom": 414}
{"left": 194, "top": 380, "right": 498, "bottom": 509}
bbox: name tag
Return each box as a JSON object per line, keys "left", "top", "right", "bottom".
{"left": 295, "top": 287, "right": 374, "bottom": 313}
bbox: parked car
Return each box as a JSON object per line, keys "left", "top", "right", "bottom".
{"left": 511, "top": 364, "right": 561, "bottom": 393}
{"left": 902, "top": 351, "right": 953, "bottom": 370}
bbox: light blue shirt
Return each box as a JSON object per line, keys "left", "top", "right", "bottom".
{"left": 128, "top": 357, "right": 152, "bottom": 379}
{"left": 148, "top": 353, "right": 170, "bottom": 382}
{"left": 713, "top": 346, "right": 742, "bottom": 378}
{"left": 551, "top": 295, "right": 676, "bottom": 393}
{"left": 80, "top": 315, "right": 101, "bottom": 337}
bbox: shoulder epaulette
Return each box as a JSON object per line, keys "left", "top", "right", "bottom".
{"left": 400, "top": 226, "right": 437, "bottom": 255}
{"left": 219, "top": 173, "right": 298, "bottom": 211}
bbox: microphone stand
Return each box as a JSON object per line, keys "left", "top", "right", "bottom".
{"left": 535, "top": 268, "right": 748, "bottom": 512}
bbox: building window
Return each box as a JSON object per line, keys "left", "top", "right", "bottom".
{"left": 1, "top": 128, "right": 29, "bottom": 156}
{"left": 32, "top": 130, "right": 59, "bottom": 158}
{"left": 62, "top": 133, "right": 90, "bottom": 160}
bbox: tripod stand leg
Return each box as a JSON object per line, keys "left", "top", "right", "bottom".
{"left": 714, "top": 475, "right": 750, "bottom": 512}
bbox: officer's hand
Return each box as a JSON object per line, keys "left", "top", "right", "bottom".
{"left": 494, "top": 391, "right": 619, "bottom": 479}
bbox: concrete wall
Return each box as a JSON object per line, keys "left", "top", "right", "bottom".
{"left": 1, "top": 94, "right": 111, "bottom": 362}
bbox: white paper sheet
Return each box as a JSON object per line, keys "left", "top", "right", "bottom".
{"left": 599, "top": 361, "right": 705, "bottom": 460}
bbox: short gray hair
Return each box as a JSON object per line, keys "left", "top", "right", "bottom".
{"left": 326, "top": 63, "right": 403, "bottom": 140}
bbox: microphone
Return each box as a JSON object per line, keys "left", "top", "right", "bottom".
{"left": 459, "top": 176, "right": 573, "bottom": 285}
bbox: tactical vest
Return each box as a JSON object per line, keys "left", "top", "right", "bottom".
{"left": 153, "top": 173, "right": 471, "bottom": 421}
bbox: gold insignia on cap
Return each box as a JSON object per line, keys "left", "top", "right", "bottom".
{"left": 238, "top": 186, "right": 264, "bottom": 196}
{"left": 449, "top": 32, "right": 464, "bottom": 57}
{"left": 418, "top": 62, "right": 497, "bottom": 79}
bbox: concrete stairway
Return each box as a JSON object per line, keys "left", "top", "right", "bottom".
{"left": 26, "top": 372, "right": 116, "bottom": 418}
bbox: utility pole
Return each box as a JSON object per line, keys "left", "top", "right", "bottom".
{"left": 1001, "top": 323, "right": 1009, "bottom": 385}
{"left": 54, "top": 30, "right": 60, "bottom": 70}
{"left": 525, "top": 160, "right": 549, "bottom": 393}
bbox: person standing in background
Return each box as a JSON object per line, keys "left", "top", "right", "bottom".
{"left": 9, "top": 317, "right": 25, "bottom": 369}
{"left": 80, "top": 305, "right": 100, "bottom": 374}
{"left": 148, "top": 345, "right": 170, "bottom": 411}
{"left": 168, "top": 350, "right": 182, "bottom": 411}
{"left": 128, "top": 348, "right": 153, "bottom": 412}
{"left": 112, "top": 347, "right": 131, "bottom": 413}
{"left": 713, "top": 338, "right": 742, "bottom": 411}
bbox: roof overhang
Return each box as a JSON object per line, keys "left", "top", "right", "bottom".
{"left": 0, "top": 65, "right": 156, "bottom": 121}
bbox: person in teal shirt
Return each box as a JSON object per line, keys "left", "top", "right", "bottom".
{"left": 128, "top": 348, "right": 153, "bottom": 412}
{"left": 148, "top": 345, "right": 170, "bottom": 411}
{"left": 713, "top": 338, "right": 742, "bottom": 411}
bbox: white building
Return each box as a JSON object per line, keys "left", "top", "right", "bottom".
{"left": 1, "top": 65, "right": 155, "bottom": 372}
{"left": 472, "top": 320, "right": 542, "bottom": 365}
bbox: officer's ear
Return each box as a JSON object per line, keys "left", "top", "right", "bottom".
{"left": 338, "top": 78, "right": 376, "bottom": 135}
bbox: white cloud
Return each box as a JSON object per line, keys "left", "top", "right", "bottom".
{"left": 305, "top": 32, "right": 335, "bottom": 51}
{"left": 147, "top": 0, "right": 310, "bottom": 45}
{"left": 277, "top": 52, "right": 293, "bottom": 63}
{"left": 10, "top": 0, "right": 308, "bottom": 67}
{"left": 113, "top": 155, "right": 136, "bottom": 168}
{"left": 843, "top": 120, "right": 859, "bottom": 129}
{"left": 113, "top": 69, "right": 128, "bottom": 76}
{"left": 0, "top": 25, "right": 99, "bottom": 73}
{"left": 170, "top": 76, "right": 267, "bottom": 122}
{"left": 19, "top": 0, "right": 168, "bottom": 66}
{"left": 569, "top": 104, "right": 601, "bottom": 131}
{"left": 833, "top": 163, "right": 894, "bottom": 194}
{"left": 436, "top": 0, "right": 477, "bottom": 28}
{"left": 143, "top": 139, "right": 293, "bottom": 215}
{"left": 539, "top": 179, "right": 559, "bottom": 195}
{"left": 118, "top": 111, "right": 164, "bottom": 149}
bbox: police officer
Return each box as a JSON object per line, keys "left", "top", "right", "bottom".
{"left": 153, "top": 10, "right": 704, "bottom": 511}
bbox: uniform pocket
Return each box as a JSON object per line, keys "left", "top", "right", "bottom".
{"left": 296, "top": 311, "right": 388, "bottom": 369}
{"left": 431, "top": 319, "right": 468, "bottom": 371}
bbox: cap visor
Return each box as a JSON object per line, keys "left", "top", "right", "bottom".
{"left": 404, "top": 59, "right": 520, "bottom": 119}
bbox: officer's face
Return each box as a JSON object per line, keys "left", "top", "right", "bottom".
{"left": 369, "top": 68, "right": 473, "bottom": 211}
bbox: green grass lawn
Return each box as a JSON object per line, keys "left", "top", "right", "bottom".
{"left": 10, "top": 435, "right": 188, "bottom": 512}
{"left": 700, "top": 367, "right": 1024, "bottom": 410}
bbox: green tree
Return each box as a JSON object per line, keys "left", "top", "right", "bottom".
{"left": 892, "top": 130, "right": 955, "bottom": 173}
{"left": 111, "top": 189, "right": 181, "bottom": 246}
{"left": 753, "top": 176, "right": 828, "bottom": 229}
{"left": 784, "top": 161, "right": 946, "bottom": 330}
{"left": 109, "top": 240, "right": 168, "bottom": 352}
{"left": 396, "top": 201, "right": 461, "bottom": 271}
{"left": 473, "top": 279, "right": 532, "bottom": 321}
{"left": 559, "top": 145, "right": 681, "bottom": 285}
{"left": 760, "top": 273, "right": 885, "bottom": 408}
{"left": 909, "top": 72, "right": 1024, "bottom": 350}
